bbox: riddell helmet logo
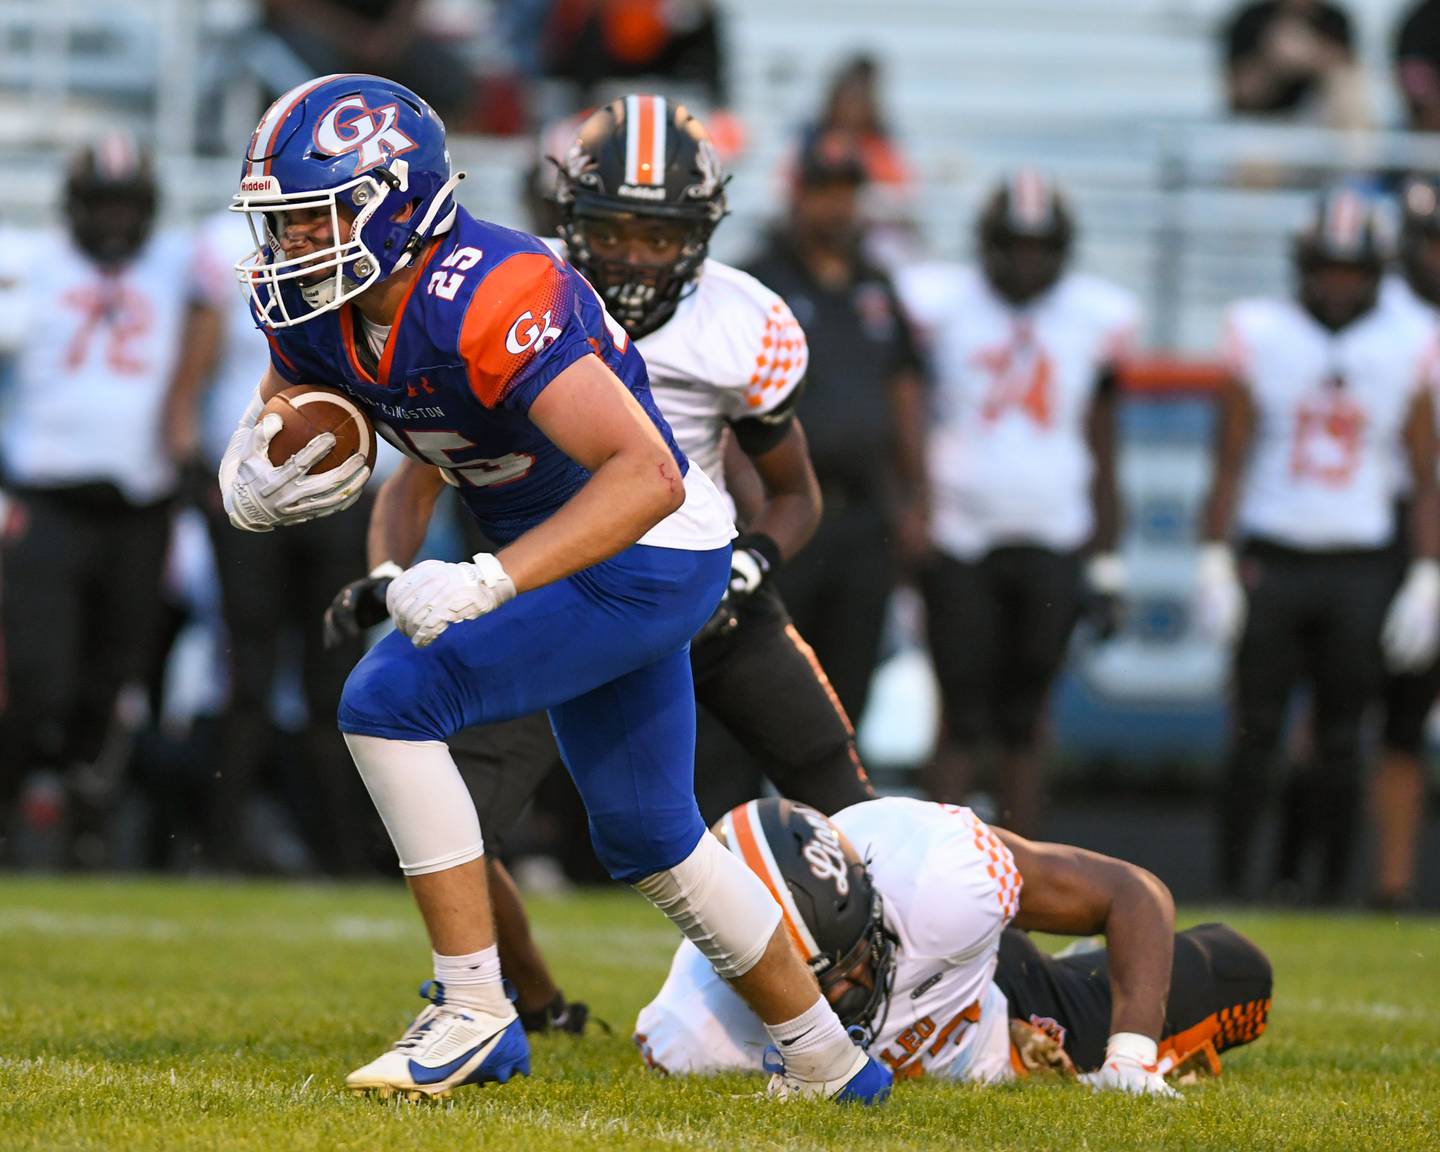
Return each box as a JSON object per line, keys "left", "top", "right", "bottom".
{"left": 239, "top": 176, "right": 280, "bottom": 195}
{"left": 505, "top": 309, "right": 562, "bottom": 355}
{"left": 617, "top": 183, "right": 667, "bottom": 200}
{"left": 312, "top": 96, "right": 417, "bottom": 171}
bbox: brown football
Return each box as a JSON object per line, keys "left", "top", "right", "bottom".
{"left": 262, "top": 385, "right": 377, "bottom": 474}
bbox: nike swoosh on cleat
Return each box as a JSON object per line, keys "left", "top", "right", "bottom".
{"left": 407, "top": 1027, "right": 508, "bottom": 1086}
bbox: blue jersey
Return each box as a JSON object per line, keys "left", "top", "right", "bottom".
{"left": 261, "top": 209, "right": 686, "bottom": 544}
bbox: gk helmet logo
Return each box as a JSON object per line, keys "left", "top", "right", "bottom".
{"left": 312, "top": 96, "right": 417, "bottom": 171}
{"left": 505, "top": 309, "right": 563, "bottom": 355}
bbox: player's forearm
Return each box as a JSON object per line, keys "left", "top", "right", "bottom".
{"left": 497, "top": 447, "right": 684, "bottom": 594}
{"left": 368, "top": 465, "right": 444, "bottom": 570}
{"left": 1103, "top": 866, "right": 1176, "bottom": 1040}
{"left": 747, "top": 424, "right": 822, "bottom": 562}
{"left": 1202, "top": 380, "right": 1251, "bottom": 542}
{"left": 1087, "top": 388, "right": 1120, "bottom": 553}
{"left": 1406, "top": 391, "right": 1440, "bottom": 560}
{"left": 890, "top": 369, "right": 929, "bottom": 509}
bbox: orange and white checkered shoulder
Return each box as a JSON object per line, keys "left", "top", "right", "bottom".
{"left": 683, "top": 259, "right": 809, "bottom": 419}
{"left": 834, "top": 797, "right": 1022, "bottom": 965}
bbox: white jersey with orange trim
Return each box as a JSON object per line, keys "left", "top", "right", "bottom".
{"left": 1225, "top": 294, "right": 1437, "bottom": 550}
{"left": 633, "top": 797, "right": 1021, "bottom": 1084}
{"left": 635, "top": 259, "right": 808, "bottom": 519}
{"left": 896, "top": 264, "right": 1139, "bottom": 561}
{"left": 0, "top": 226, "right": 198, "bottom": 503}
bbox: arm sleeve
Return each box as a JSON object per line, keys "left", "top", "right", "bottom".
{"left": 457, "top": 252, "right": 595, "bottom": 413}
{"left": 263, "top": 327, "right": 304, "bottom": 385}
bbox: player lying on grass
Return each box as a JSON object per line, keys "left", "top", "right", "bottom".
{"left": 635, "top": 797, "right": 1272, "bottom": 1094}
{"left": 218, "top": 73, "right": 890, "bottom": 1104}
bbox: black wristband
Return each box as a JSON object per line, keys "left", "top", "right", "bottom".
{"left": 735, "top": 531, "right": 783, "bottom": 574}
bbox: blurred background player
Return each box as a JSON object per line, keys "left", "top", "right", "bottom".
{"left": 897, "top": 172, "right": 1137, "bottom": 836}
{"left": 1197, "top": 187, "right": 1440, "bottom": 903}
{"left": 741, "top": 133, "right": 928, "bottom": 727}
{"left": 0, "top": 135, "right": 192, "bottom": 868}
{"left": 635, "top": 796, "right": 1272, "bottom": 1092}
{"left": 325, "top": 95, "right": 879, "bottom": 1029}
{"left": 1370, "top": 176, "right": 1440, "bottom": 909}
{"left": 163, "top": 208, "right": 384, "bottom": 875}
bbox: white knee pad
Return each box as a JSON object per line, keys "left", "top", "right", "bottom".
{"left": 344, "top": 733, "right": 485, "bottom": 876}
{"left": 634, "top": 831, "right": 782, "bottom": 979}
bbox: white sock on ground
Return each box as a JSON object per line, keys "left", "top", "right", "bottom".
{"left": 432, "top": 945, "right": 511, "bottom": 1016}
{"left": 763, "top": 995, "right": 861, "bottom": 1083}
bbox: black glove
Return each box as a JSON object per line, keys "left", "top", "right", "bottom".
{"left": 323, "top": 574, "right": 393, "bottom": 649}
{"left": 693, "top": 533, "right": 781, "bottom": 645}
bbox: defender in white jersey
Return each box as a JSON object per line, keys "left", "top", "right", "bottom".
{"left": 0, "top": 136, "right": 193, "bottom": 861}
{"left": 636, "top": 797, "right": 1272, "bottom": 1093}
{"left": 896, "top": 172, "right": 1137, "bottom": 834}
{"left": 1197, "top": 188, "right": 1440, "bottom": 901}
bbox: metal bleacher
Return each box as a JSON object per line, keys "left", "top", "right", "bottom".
{"left": 0, "top": 0, "right": 1436, "bottom": 352}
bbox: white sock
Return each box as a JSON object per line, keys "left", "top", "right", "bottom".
{"left": 763, "top": 995, "right": 860, "bottom": 1083}
{"left": 433, "top": 946, "right": 511, "bottom": 1016}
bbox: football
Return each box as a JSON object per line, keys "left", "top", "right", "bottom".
{"left": 262, "top": 384, "right": 377, "bottom": 474}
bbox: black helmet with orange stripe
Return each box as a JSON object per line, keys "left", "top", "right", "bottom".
{"left": 978, "top": 169, "right": 1074, "bottom": 306}
{"left": 1294, "top": 186, "right": 1388, "bottom": 330}
{"left": 64, "top": 132, "right": 158, "bottom": 267}
{"left": 554, "top": 94, "right": 728, "bottom": 338}
{"left": 716, "top": 798, "right": 897, "bottom": 1038}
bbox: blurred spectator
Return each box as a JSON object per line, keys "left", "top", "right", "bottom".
{"left": 1396, "top": 0, "right": 1440, "bottom": 132}
{"left": 260, "top": 0, "right": 477, "bottom": 127}
{"left": 896, "top": 173, "right": 1138, "bottom": 837}
{"left": 544, "top": 0, "right": 728, "bottom": 108}
{"left": 1196, "top": 189, "right": 1440, "bottom": 903}
{"left": 1368, "top": 176, "right": 1440, "bottom": 909}
{"left": 0, "top": 136, "right": 187, "bottom": 869}
{"left": 741, "top": 133, "right": 927, "bottom": 725}
{"left": 163, "top": 211, "right": 385, "bottom": 875}
{"left": 804, "top": 55, "right": 912, "bottom": 190}
{"left": 1224, "top": 1, "right": 1369, "bottom": 129}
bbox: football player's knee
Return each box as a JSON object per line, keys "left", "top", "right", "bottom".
{"left": 589, "top": 803, "right": 709, "bottom": 883}
{"left": 633, "top": 831, "right": 782, "bottom": 980}
{"left": 338, "top": 649, "right": 450, "bottom": 742}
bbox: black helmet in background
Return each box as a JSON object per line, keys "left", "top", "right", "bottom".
{"left": 1400, "top": 176, "right": 1440, "bottom": 308}
{"left": 978, "top": 169, "right": 1074, "bottom": 306}
{"left": 64, "top": 132, "right": 158, "bottom": 268}
{"left": 1294, "top": 186, "right": 1388, "bottom": 331}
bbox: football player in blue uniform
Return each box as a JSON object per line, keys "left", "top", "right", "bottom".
{"left": 216, "top": 74, "right": 891, "bottom": 1105}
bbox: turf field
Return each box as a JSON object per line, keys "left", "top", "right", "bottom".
{"left": 1, "top": 879, "right": 1436, "bottom": 1152}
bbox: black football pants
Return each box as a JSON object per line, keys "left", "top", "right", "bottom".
{"left": 0, "top": 485, "right": 170, "bottom": 802}
{"left": 1216, "top": 541, "right": 1392, "bottom": 899}
{"left": 994, "top": 923, "right": 1273, "bottom": 1073}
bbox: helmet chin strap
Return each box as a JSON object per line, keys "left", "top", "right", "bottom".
{"left": 393, "top": 171, "right": 467, "bottom": 270}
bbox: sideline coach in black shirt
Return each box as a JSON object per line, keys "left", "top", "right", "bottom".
{"left": 742, "top": 133, "right": 928, "bottom": 726}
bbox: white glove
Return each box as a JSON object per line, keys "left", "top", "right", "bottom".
{"left": 386, "top": 552, "right": 517, "bottom": 648}
{"left": 1078, "top": 1033, "right": 1179, "bottom": 1098}
{"left": 1192, "top": 543, "right": 1246, "bottom": 646}
{"left": 1383, "top": 559, "right": 1440, "bottom": 672}
{"left": 218, "top": 392, "right": 371, "bottom": 532}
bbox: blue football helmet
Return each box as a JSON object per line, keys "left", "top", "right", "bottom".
{"left": 232, "top": 73, "right": 465, "bottom": 327}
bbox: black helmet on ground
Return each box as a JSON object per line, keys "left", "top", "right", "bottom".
{"left": 715, "top": 798, "right": 897, "bottom": 1038}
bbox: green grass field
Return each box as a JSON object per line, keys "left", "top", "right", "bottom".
{"left": 1, "top": 879, "right": 1437, "bottom": 1152}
